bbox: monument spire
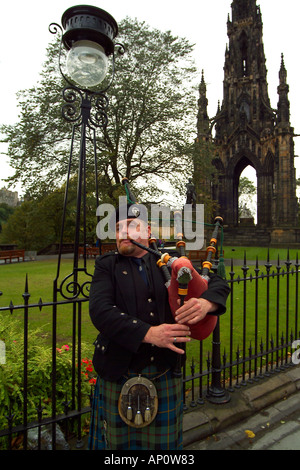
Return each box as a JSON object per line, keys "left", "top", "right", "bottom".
{"left": 197, "top": 70, "right": 209, "bottom": 138}
{"left": 199, "top": 0, "right": 298, "bottom": 238}
{"left": 277, "top": 54, "right": 290, "bottom": 126}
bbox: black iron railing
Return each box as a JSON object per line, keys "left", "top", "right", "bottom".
{"left": 182, "top": 252, "right": 300, "bottom": 407}
{"left": 0, "top": 251, "right": 299, "bottom": 449}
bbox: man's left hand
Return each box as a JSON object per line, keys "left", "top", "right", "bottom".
{"left": 175, "top": 298, "right": 218, "bottom": 325}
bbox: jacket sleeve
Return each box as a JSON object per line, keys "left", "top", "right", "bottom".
{"left": 200, "top": 273, "right": 230, "bottom": 315}
{"left": 89, "top": 255, "right": 151, "bottom": 354}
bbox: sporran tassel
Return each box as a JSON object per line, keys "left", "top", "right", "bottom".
{"left": 134, "top": 395, "right": 143, "bottom": 426}
{"left": 144, "top": 395, "right": 151, "bottom": 422}
{"left": 126, "top": 393, "right": 133, "bottom": 421}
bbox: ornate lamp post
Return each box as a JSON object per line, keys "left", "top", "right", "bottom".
{"left": 49, "top": 5, "right": 123, "bottom": 300}
{"left": 48, "top": 6, "right": 123, "bottom": 448}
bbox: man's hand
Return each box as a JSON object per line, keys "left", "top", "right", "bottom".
{"left": 175, "top": 298, "right": 218, "bottom": 325}
{"left": 142, "top": 323, "right": 191, "bottom": 354}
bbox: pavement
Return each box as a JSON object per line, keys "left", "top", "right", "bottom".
{"left": 183, "top": 365, "right": 300, "bottom": 450}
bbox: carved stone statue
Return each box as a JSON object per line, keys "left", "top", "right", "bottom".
{"left": 186, "top": 179, "right": 197, "bottom": 208}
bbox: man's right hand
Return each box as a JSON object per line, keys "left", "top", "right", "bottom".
{"left": 142, "top": 323, "right": 191, "bottom": 354}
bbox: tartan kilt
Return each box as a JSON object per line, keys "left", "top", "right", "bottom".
{"left": 88, "top": 365, "right": 183, "bottom": 450}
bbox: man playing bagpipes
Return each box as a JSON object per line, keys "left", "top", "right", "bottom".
{"left": 88, "top": 202, "right": 230, "bottom": 450}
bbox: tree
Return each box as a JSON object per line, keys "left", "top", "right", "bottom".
{"left": 0, "top": 203, "right": 14, "bottom": 233}
{"left": 0, "top": 201, "right": 47, "bottom": 250}
{"left": 1, "top": 18, "right": 197, "bottom": 205}
{"left": 238, "top": 176, "right": 256, "bottom": 217}
{"left": 0, "top": 176, "right": 102, "bottom": 251}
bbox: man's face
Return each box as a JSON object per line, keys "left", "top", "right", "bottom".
{"left": 116, "top": 218, "right": 150, "bottom": 257}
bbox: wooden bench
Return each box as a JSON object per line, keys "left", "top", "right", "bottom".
{"left": 0, "top": 249, "right": 25, "bottom": 264}
{"left": 78, "top": 247, "right": 98, "bottom": 258}
{"left": 78, "top": 244, "right": 117, "bottom": 258}
{"left": 101, "top": 243, "right": 117, "bottom": 254}
{"left": 187, "top": 249, "right": 207, "bottom": 262}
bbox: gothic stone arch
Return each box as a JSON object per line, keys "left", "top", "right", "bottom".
{"left": 217, "top": 149, "right": 271, "bottom": 227}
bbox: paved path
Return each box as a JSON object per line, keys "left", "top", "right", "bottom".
{"left": 184, "top": 387, "right": 300, "bottom": 450}
{"left": 183, "top": 365, "right": 300, "bottom": 451}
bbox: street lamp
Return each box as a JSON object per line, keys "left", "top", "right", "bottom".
{"left": 49, "top": 5, "right": 123, "bottom": 299}
{"left": 47, "top": 6, "right": 123, "bottom": 449}
{"left": 61, "top": 5, "right": 118, "bottom": 88}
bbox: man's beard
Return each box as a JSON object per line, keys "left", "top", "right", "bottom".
{"left": 118, "top": 240, "right": 136, "bottom": 256}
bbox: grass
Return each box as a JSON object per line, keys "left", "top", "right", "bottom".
{"left": 223, "top": 245, "right": 300, "bottom": 262}
{"left": 187, "top": 251, "right": 300, "bottom": 374}
{"left": 0, "top": 258, "right": 98, "bottom": 356}
{"left": 1, "top": 249, "right": 299, "bottom": 373}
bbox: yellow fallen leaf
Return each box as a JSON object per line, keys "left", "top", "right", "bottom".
{"left": 245, "top": 430, "right": 256, "bottom": 439}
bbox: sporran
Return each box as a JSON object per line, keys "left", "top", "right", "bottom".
{"left": 118, "top": 375, "right": 158, "bottom": 428}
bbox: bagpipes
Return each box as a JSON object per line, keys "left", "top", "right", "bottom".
{"left": 121, "top": 177, "right": 224, "bottom": 341}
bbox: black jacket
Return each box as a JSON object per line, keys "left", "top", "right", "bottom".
{"left": 89, "top": 252, "right": 230, "bottom": 381}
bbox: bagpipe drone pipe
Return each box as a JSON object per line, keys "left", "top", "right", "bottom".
{"left": 121, "top": 177, "right": 224, "bottom": 342}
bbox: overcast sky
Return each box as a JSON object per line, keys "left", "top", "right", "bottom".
{"left": 1, "top": 0, "right": 299, "bottom": 196}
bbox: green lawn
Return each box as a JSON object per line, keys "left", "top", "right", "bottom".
{"left": 1, "top": 251, "right": 299, "bottom": 375}
{"left": 188, "top": 248, "right": 299, "bottom": 374}
{"left": 223, "top": 245, "right": 300, "bottom": 262}
{"left": 0, "top": 258, "right": 98, "bottom": 356}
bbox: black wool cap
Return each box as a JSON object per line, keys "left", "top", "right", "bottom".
{"left": 109, "top": 203, "right": 147, "bottom": 231}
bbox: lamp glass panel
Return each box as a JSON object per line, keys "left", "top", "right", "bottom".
{"left": 66, "top": 40, "right": 108, "bottom": 87}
